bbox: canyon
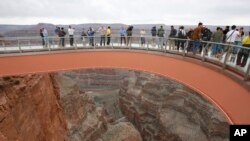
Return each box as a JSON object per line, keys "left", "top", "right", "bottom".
{"left": 0, "top": 69, "right": 229, "bottom": 141}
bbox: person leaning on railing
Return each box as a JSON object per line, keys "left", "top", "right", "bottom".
{"left": 236, "top": 31, "right": 250, "bottom": 67}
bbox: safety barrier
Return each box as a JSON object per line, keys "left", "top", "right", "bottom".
{"left": 0, "top": 35, "right": 249, "bottom": 81}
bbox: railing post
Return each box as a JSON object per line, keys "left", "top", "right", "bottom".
{"left": 129, "top": 36, "right": 131, "bottom": 49}
{"left": 18, "top": 39, "right": 22, "bottom": 53}
{"left": 93, "top": 36, "right": 96, "bottom": 49}
{"left": 48, "top": 38, "right": 51, "bottom": 51}
{"left": 74, "top": 38, "right": 77, "bottom": 50}
{"left": 164, "top": 38, "right": 167, "bottom": 52}
{"left": 222, "top": 45, "right": 232, "bottom": 69}
{"left": 169, "top": 38, "right": 172, "bottom": 51}
{"left": 111, "top": 36, "right": 114, "bottom": 49}
{"left": 244, "top": 63, "right": 250, "bottom": 81}
{"left": 147, "top": 38, "right": 149, "bottom": 50}
{"left": 1, "top": 41, "right": 6, "bottom": 52}
{"left": 2, "top": 42, "right": 5, "bottom": 47}
{"left": 183, "top": 39, "right": 189, "bottom": 57}
{"left": 202, "top": 42, "right": 209, "bottom": 62}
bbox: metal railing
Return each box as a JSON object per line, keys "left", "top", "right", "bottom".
{"left": 0, "top": 35, "right": 249, "bottom": 81}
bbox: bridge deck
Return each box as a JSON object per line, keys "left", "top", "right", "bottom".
{"left": 0, "top": 50, "right": 249, "bottom": 124}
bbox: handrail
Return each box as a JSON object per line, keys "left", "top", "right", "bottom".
{"left": 0, "top": 35, "right": 249, "bottom": 82}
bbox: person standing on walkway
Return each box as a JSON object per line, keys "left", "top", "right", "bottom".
{"left": 176, "top": 26, "right": 186, "bottom": 51}
{"left": 191, "top": 22, "right": 203, "bottom": 55}
{"left": 126, "top": 26, "right": 133, "bottom": 46}
{"left": 59, "top": 27, "right": 66, "bottom": 47}
{"left": 81, "top": 28, "right": 87, "bottom": 46}
{"left": 151, "top": 26, "right": 157, "bottom": 47}
{"left": 54, "top": 26, "right": 60, "bottom": 47}
{"left": 236, "top": 31, "right": 250, "bottom": 67}
{"left": 40, "top": 28, "right": 45, "bottom": 46}
{"left": 157, "top": 25, "right": 165, "bottom": 49}
{"left": 211, "top": 27, "right": 224, "bottom": 57}
{"left": 140, "top": 29, "right": 146, "bottom": 47}
{"left": 87, "top": 27, "right": 95, "bottom": 46}
{"left": 106, "top": 26, "right": 112, "bottom": 45}
{"left": 99, "top": 26, "right": 106, "bottom": 46}
{"left": 226, "top": 25, "right": 240, "bottom": 62}
{"left": 169, "top": 25, "right": 177, "bottom": 50}
{"left": 235, "top": 27, "right": 244, "bottom": 46}
{"left": 120, "top": 26, "right": 126, "bottom": 46}
{"left": 68, "top": 25, "right": 75, "bottom": 47}
{"left": 42, "top": 28, "right": 49, "bottom": 48}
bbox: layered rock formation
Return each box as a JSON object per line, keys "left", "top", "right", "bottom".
{"left": 54, "top": 73, "right": 110, "bottom": 141}
{"left": 0, "top": 74, "right": 66, "bottom": 141}
{"left": 118, "top": 71, "right": 229, "bottom": 141}
{"left": 60, "top": 69, "right": 229, "bottom": 141}
{"left": 0, "top": 69, "right": 229, "bottom": 141}
{"left": 99, "top": 122, "right": 142, "bottom": 141}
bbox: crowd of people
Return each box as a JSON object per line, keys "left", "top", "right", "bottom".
{"left": 39, "top": 23, "right": 250, "bottom": 67}
{"left": 168, "top": 22, "right": 249, "bottom": 67}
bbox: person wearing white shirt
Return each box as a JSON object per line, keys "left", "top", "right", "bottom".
{"left": 226, "top": 25, "right": 240, "bottom": 62}
{"left": 226, "top": 25, "right": 240, "bottom": 43}
{"left": 68, "top": 25, "right": 75, "bottom": 46}
{"left": 42, "top": 28, "right": 49, "bottom": 48}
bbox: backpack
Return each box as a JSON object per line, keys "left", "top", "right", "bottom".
{"left": 170, "top": 29, "right": 177, "bottom": 37}
{"left": 177, "top": 30, "right": 186, "bottom": 39}
{"left": 202, "top": 28, "right": 212, "bottom": 41}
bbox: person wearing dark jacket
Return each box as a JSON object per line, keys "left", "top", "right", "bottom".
{"left": 126, "top": 26, "right": 133, "bottom": 46}
{"left": 169, "top": 26, "right": 177, "bottom": 50}
{"left": 176, "top": 26, "right": 186, "bottom": 51}
{"left": 54, "top": 26, "right": 61, "bottom": 47}
{"left": 151, "top": 26, "right": 157, "bottom": 46}
{"left": 59, "top": 27, "right": 66, "bottom": 47}
{"left": 223, "top": 26, "right": 230, "bottom": 42}
{"left": 40, "top": 28, "right": 45, "bottom": 46}
{"left": 87, "top": 27, "right": 95, "bottom": 46}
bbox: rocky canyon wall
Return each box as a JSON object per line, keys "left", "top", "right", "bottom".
{"left": 0, "top": 69, "right": 229, "bottom": 141}
{"left": 0, "top": 74, "right": 67, "bottom": 141}
{"left": 60, "top": 69, "right": 229, "bottom": 141}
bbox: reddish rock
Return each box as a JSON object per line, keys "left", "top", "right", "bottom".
{"left": 0, "top": 74, "right": 67, "bottom": 141}
{"left": 54, "top": 74, "right": 110, "bottom": 141}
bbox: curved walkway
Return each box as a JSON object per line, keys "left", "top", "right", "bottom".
{"left": 0, "top": 50, "right": 249, "bottom": 124}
